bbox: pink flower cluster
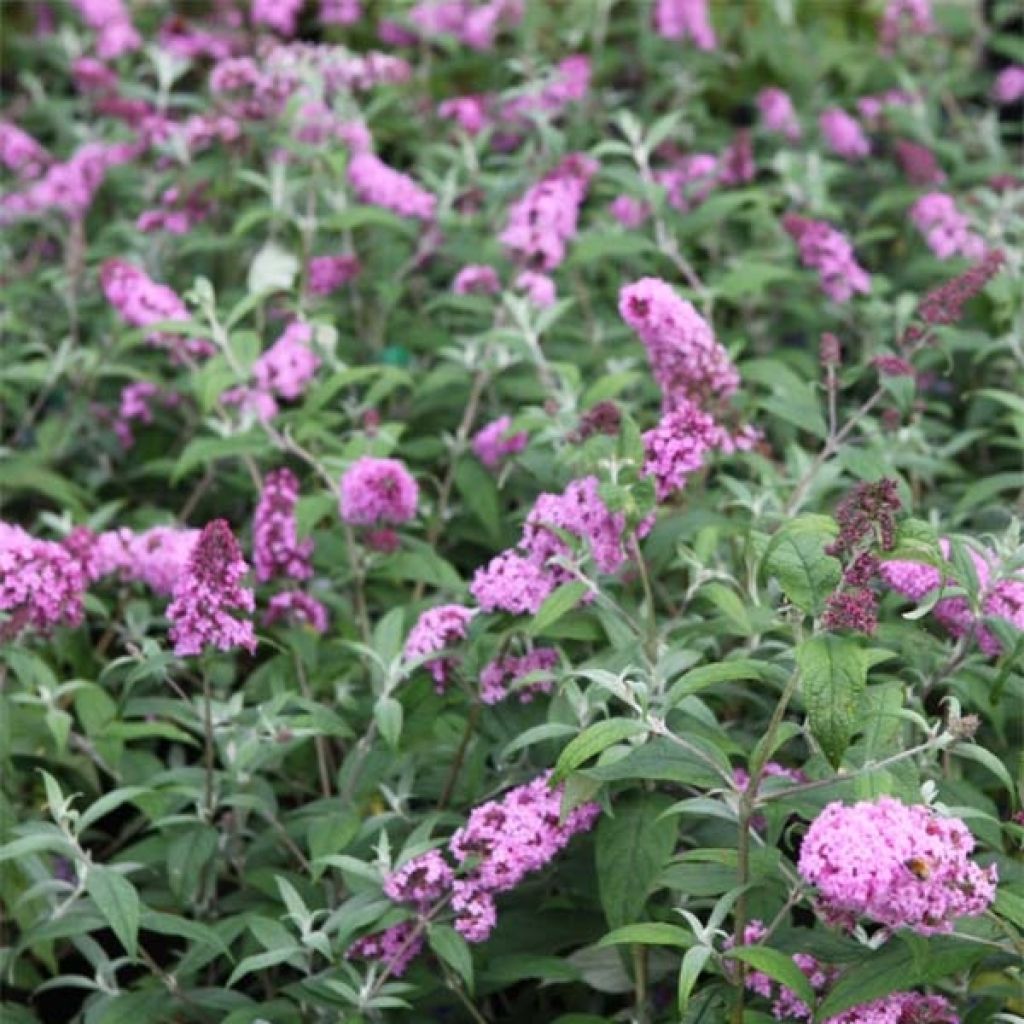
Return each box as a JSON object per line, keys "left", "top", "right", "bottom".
{"left": 879, "top": 0, "right": 935, "bottom": 52}
{"left": 72, "top": 0, "right": 141, "bottom": 59}
{"left": 167, "top": 519, "right": 257, "bottom": 657}
{"left": 994, "top": 66, "right": 1024, "bottom": 105}
{"left": 499, "top": 55, "right": 591, "bottom": 128}
{"left": 820, "top": 108, "right": 871, "bottom": 161}
{"left": 894, "top": 140, "right": 945, "bottom": 186}
{"left": 407, "top": 0, "right": 523, "bottom": 51}
{"left": 93, "top": 525, "right": 200, "bottom": 596}
{"left": 609, "top": 195, "right": 649, "bottom": 228}
{"left": 757, "top": 88, "right": 801, "bottom": 141}
{"left": 0, "top": 523, "right": 87, "bottom": 639}
{"left": 348, "top": 152, "right": 437, "bottom": 221}
{"left": 500, "top": 154, "right": 597, "bottom": 270}
{"left": 798, "top": 797, "right": 997, "bottom": 934}
{"left": 375, "top": 774, "right": 599, "bottom": 949}
{"left": 0, "top": 121, "right": 50, "bottom": 179}
{"left": 347, "top": 921, "right": 422, "bottom": 977}
{"left": 472, "top": 416, "right": 527, "bottom": 469}
{"left": 642, "top": 399, "right": 732, "bottom": 501}
{"left": 253, "top": 321, "right": 321, "bottom": 401}
{"left": 113, "top": 381, "right": 179, "bottom": 448}
{"left": 251, "top": 0, "right": 304, "bottom": 36}
{"left": 782, "top": 214, "right": 872, "bottom": 304}
{"left": 101, "top": 260, "right": 213, "bottom": 360}
{"left": 403, "top": 604, "right": 476, "bottom": 688}
{"left": 480, "top": 647, "right": 557, "bottom": 704}
{"left": 453, "top": 265, "right": 501, "bottom": 296}
{"left": 136, "top": 185, "right": 210, "bottom": 235}
{"left": 264, "top": 590, "right": 328, "bottom": 632}
{"left": 880, "top": 539, "right": 1024, "bottom": 656}
{"left": 438, "top": 95, "right": 490, "bottom": 135}
{"left": 619, "top": 277, "right": 739, "bottom": 407}
{"left": 734, "top": 921, "right": 957, "bottom": 1022}
{"left": 307, "top": 254, "right": 360, "bottom": 296}
{"left": 319, "top": 0, "right": 362, "bottom": 26}
{"left": 653, "top": 0, "right": 716, "bottom": 50}
{"left": 909, "top": 193, "right": 986, "bottom": 261}
{"left": 253, "top": 469, "right": 313, "bottom": 583}
{"left": 515, "top": 270, "right": 557, "bottom": 308}
{"left": 471, "top": 551, "right": 555, "bottom": 616}
{"left": 1, "top": 141, "right": 137, "bottom": 222}
{"left": 339, "top": 457, "right": 419, "bottom": 527}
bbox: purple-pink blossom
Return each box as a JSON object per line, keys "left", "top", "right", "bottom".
{"left": 404, "top": 604, "right": 476, "bottom": 688}
{"left": 348, "top": 152, "right": 437, "bottom": 221}
{"left": 820, "top": 108, "right": 871, "bottom": 161}
{"left": 500, "top": 154, "right": 597, "bottom": 270}
{"left": 0, "top": 121, "right": 50, "bottom": 179}
{"left": 472, "top": 416, "right": 527, "bottom": 469}
{"left": 879, "top": 0, "right": 935, "bottom": 52}
{"left": 609, "top": 194, "right": 649, "bottom": 228}
{"left": 782, "top": 214, "right": 872, "bottom": 304}
{"left": 251, "top": 0, "right": 302, "bottom": 35}
{"left": 347, "top": 921, "right": 422, "bottom": 977}
{"left": 263, "top": 590, "right": 328, "bottom": 633}
{"left": 653, "top": 0, "right": 716, "bottom": 50}
{"left": 448, "top": 774, "right": 599, "bottom": 941}
{"left": 0, "top": 523, "right": 87, "bottom": 639}
{"left": 910, "top": 193, "right": 986, "bottom": 261}
{"left": 994, "top": 66, "right": 1024, "bottom": 105}
{"left": 453, "top": 265, "right": 501, "bottom": 296}
{"left": 641, "top": 399, "right": 727, "bottom": 501}
{"left": 514, "top": 271, "right": 557, "bottom": 308}
{"left": 480, "top": 647, "right": 558, "bottom": 704}
{"left": 94, "top": 525, "right": 200, "bottom": 597}
{"left": 253, "top": 321, "right": 320, "bottom": 401}
{"left": 339, "top": 457, "right": 419, "bottom": 527}
{"left": 167, "top": 520, "right": 257, "bottom": 657}
{"left": 72, "top": 0, "right": 141, "bottom": 58}
{"left": 619, "top": 277, "right": 740, "bottom": 406}
{"left": 384, "top": 849, "right": 454, "bottom": 907}
{"left": 307, "top": 254, "right": 360, "bottom": 296}
{"left": 319, "top": 0, "right": 362, "bottom": 25}
{"left": 757, "top": 88, "right": 801, "bottom": 141}
{"left": 798, "top": 796, "right": 997, "bottom": 934}
{"left": 437, "top": 95, "right": 490, "bottom": 135}
{"left": 101, "top": 260, "right": 213, "bottom": 360}
{"left": 470, "top": 551, "right": 556, "bottom": 616}
{"left": 253, "top": 469, "right": 313, "bottom": 583}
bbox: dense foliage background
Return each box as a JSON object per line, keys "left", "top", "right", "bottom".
{"left": 1, "top": 1, "right": 1023, "bottom": 1022}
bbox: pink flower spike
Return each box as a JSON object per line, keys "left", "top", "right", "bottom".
{"left": 167, "top": 520, "right": 257, "bottom": 657}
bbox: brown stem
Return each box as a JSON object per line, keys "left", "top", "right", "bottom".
{"left": 438, "top": 703, "right": 481, "bottom": 810}
{"left": 202, "top": 674, "right": 216, "bottom": 822}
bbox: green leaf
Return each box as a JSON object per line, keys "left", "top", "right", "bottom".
{"left": 453, "top": 457, "right": 502, "bottom": 544}
{"left": 77, "top": 787, "right": 150, "bottom": 832}
{"left": 597, "top": 923, "right": 693, "bottom": 949}
{"left": 528, "top": 582, "right": 589, "bottom": 637}
{"left": 727, "top": 946, "right": 815, "bottom": 1011}
{"left": 815, "top": 935, "right": 986, "bottom": 1020}
{"left": 666, "top": 659, "right": 770, "bottom": 705}
{"left": 678, "top": 945, "right": 713, "bottom": 1014}
{"left": 166, "top": 825, "right": 218, "bottom": 906}
{"left": 374, "top": 695, "right": 403, "bottom": 749}
{"left": 553, "top": 719, "right": 647, "bottom": 782}
{"left": 762, "top": 517, "right": 841, "bottom": 614}
{"left": 595, "top": 794, "right": 677, "bottom": 928}
{"left": 173, "top": 432, "right": 267, "bottom": 482}
{"left": 86, "top": 866, "right": 140, "bottom": 957}
{"left": 428, "top": 923, "right": 473, "bottom": 993}
{"left": 797, "top": 634, "right": 867, "bottom": 769}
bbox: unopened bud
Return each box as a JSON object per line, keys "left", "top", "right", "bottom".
{"left": 820, "top": 332, "right": 841, "bottom": 367}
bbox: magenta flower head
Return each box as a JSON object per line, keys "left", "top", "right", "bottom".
{"left": 472, "top": 416, "right": 527, "bottom": 470}
{"left": 653, "top": 0, "right": 716, "bottom": 50}
{"left": 167, "top": 520, "right": 257, "bottom": 657}
{"left": 252, "top": 321, "right": 320, "bottom": 401}
{"left": 339, "top": 456, "right": 419, "bottom": 527}
{"left": 782, "top": 214, "right": 871, "bottom": 304}
{"left": 757, "top": 87, "right": 801, "bottom": 141}
{"left": 819, "top": 108, "right": 871, "bottom": 161}
{"left": 263, "top": 590, "right": 328, "bottom": 633}
{"left": 798, "top": 797, "right": 997, "bottom": 934}
{"left": 910, "top": 193, "right": 986, "bottom": 262}
{"left": 642, "top": 399, "right": 726, "bottom": 501}
{"left": 404, "top": 604, "right": 476, "bottom": 688}
{"left": 619, "top": 277, "right": 739, "bottom": 407}
{"left": 253, "top": 468, "right": 313, "bottom": 583}
{"left": 347, "top": 152, "right": 437, "bottom": 221}
{"left": 1, "top": 522, "right": 87, "bottom": 640}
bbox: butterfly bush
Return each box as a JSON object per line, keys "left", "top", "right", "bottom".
{"left": 798, "top": 797, "right": 997, "bottom": 934}
{"left": 1, "top": 1, "right": 1021, "bottom": 1020}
